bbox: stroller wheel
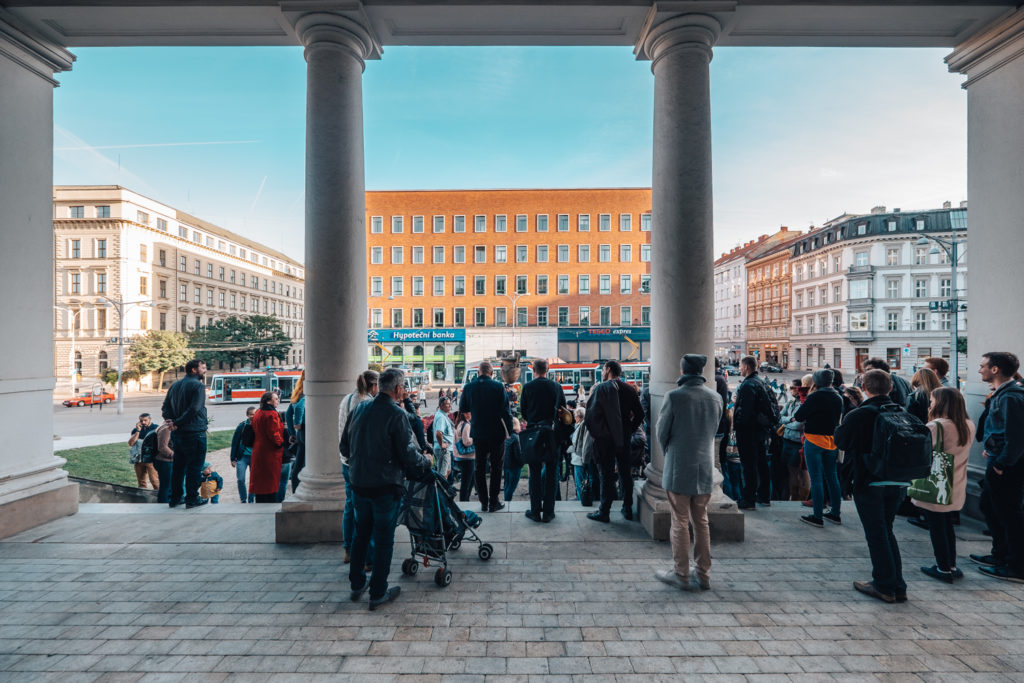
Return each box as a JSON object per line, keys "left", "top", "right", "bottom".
{"left": 478, "top": 543, "right": 493, "bottom": 561}
{"left": 449, "top": 538, "right": 462, "bottom": 551}
{"left": 401, "top": 558, "right": 418, "bottom": 576}
{"left": 434, "top": 567, "right": 453, "bottom": 587}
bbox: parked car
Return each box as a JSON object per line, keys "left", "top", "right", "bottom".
{"left": 62, "top": 392, "right": 114, "bottom": 407}
{"left": 721, "top": 364, "right": 740, "bottom": 376}
{"left": 759, "top": 363, "right": 783, "bottom": 373}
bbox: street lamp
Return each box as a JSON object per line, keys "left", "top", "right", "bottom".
{"left": 502, "top": 290, "right": 531, "bottom": 356}
{"left": 53, "top": 304, "right": 84, "bottom": 394}
{"left": 916, "top": 233, "right": 966, "bottom": 388}
{"left": 96, "top": 295, "right": 155, "bottom": 415}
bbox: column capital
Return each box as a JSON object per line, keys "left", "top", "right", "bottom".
{"left": 0, "top": 9, "right": 74, "bottom": 86}
{"left": 635, "top": 10, "right": 724, "bottom": 68}
{"left": 946, "top": 6, "right": 1024, "bottom": 89}
{"left": 290, "top": 8, "right": 381, "bottom": 68}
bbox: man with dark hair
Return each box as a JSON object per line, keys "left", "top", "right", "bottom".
{"left": 923, "top": 357, "right": 952, "bottom": 388}
{"left": 342, "top": 367, "right": 432, "bottom": 610}
{"left": 862, "top": 358, "right": 911, "bottom": 407}
{"left": 459, "top": 361, "right": 514, "bottom": 512}
{"left": 128, "top": 412, "right": 159, "bottom": 490}
{"left": 973, "top": 351, "right": 1024, "bottom": 583}
{"left": 835, "top": 369, "right": 908, "bottom": 603}
{"left": 733, "top": 355, "right": 775, "bottom": 509}
{"left": 520, "top": 358, "right": 567, "bottom": 522}
{"left": 230, "top": 406, "right": 257, "bottom": 503}
{"left": 161, "top": 359, "right": 209, "bottom": 509}
{"left": 585, "top": 360, "right": 644, "bottom": 523}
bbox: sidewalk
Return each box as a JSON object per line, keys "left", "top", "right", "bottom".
{"left": 1, "top": 501, "right": 1021, "bottom": 680}
{"left": 52, "top": 433, "right": 128, "bottom": 451}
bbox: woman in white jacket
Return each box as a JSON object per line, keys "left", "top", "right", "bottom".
{"left": 570, "top": 407, "right": 593, "bottom": 502}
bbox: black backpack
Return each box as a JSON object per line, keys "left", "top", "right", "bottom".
{"left": 755, "top": 378, "right": 781, "bottom": 428}
{"left": 865, "top": 403, "right": 933, "bottom": 482}
{"left": 139, "top": 430, "right": 159, "bottom": 463}
{"left": 240, "top": 422, "right": 255, "bottom": 449}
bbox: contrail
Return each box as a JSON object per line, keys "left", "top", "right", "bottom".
{"left": 55, "top": 140, "right": 259, "bottom": 151}
{"left": 249, "top": 175, "right": 268, "bottom": 214}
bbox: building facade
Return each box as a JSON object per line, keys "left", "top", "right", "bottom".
{"left": 789, "top": 204, "right": 968, "bottom": 379}
{"left": 365, "top": 189, "right": 653, "bottom": 381}
{"left": 53, "top": 186, "right": 305, "bottom": 393}
{"left": 745, "top": 232, "right": 802, "bottom": 368}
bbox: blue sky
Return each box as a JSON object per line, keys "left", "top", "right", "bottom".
{"left": 54, "top": 45, "right": 967, "bottom": 262}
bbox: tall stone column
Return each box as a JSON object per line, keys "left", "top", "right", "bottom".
{"left": 634, "top": 13, "right": 742, "bottom": 541}
{"left": 946, "top": 7, "right": 1024, "bottom": 518}
{"left": 276, "top": 11, "right": 379, "bottom": 543}
{"left": 0, "top": 14, "right": 77, "bottom": 539}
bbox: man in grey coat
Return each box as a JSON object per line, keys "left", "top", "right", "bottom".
{"left": 655, "top": 354, "right": 724, "bottom": 592}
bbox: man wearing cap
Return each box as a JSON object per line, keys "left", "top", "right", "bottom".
{"left": 654, "top": 354, "right": 724, "bottom": 591}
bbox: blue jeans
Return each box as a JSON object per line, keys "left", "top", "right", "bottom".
{"left": 169, "top": 431, "right": 206, "bottom": 505}
{"left": 153, "top": 460, "right": 173, "bottom": 504}
{"left": 276, "top": 461, "right": 291, "bottom": 503}
{"left": 342, "top": 464, "right": 375, "bottom": 562}
{"left": 504, "top": 466, "right": 521, "bottom": 502}
{"left": 573, "top": 464, "right": 589, "bottom": 501}
{"left": 235, "top": 456, "right": 255, "bottom": 503}
{"left": 804, "top": 441, "right": 842, "bottom": 519}
{"left": 350, "top": 490, "right": 402, "bottom": 600}
{"left": 854, "top": 485, "right": 907, "bottom": 596}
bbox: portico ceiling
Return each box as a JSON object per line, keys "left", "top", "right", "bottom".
{"left": 3, "top": 1, "right": 1018, "bottom": 50}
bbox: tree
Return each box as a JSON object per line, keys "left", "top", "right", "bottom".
{"left": 242, "top": 315, "right": 292, "bottom": 368}
{"left": 188, "top": 315, "right": 292, "bottom": 369}
{"left": 957, "top": 336, "right": 968, "bottom": 355}
{"left": 129, "top": 330, "right": 192, "bottom": 390}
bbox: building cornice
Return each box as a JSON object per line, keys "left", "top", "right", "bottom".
{"left": 946, "top": 6, "right": 1024, "bottom": 88}
{"left": 0, "top": 8, "right": 74, "bottom": 85}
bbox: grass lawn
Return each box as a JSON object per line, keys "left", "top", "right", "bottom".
{"left": 61, "top": 429, "right": 234, "bottom": 488}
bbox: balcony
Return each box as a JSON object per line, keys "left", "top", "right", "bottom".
{"left": 847, "top": 329, "right": 875, "bottom": 342}
{"left": 847, "top": 265, "right": 874, "bottom": 275}
{"left": 847, "top": 296, "right": 874, "bottom": 310}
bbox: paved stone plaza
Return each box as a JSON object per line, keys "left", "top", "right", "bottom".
{"left": 1, "top": 500, "right": 1022, "bottom": 681}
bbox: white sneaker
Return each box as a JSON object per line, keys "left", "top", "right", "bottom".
{"left": 655, "top": 569, "right": 696, "bottom": 591}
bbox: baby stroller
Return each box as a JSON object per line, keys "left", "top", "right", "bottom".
{"left": 399, "top": 470, "right": 493, "bottom": 587}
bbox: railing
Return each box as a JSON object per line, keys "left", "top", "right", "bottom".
{"left": 847, "top": 265, "right": 875, "bottom": 275}
{"left": 847, "top": 329, "right": 875, "bottom": 342}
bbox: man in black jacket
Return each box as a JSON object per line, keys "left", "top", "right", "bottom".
{"left": 520, "top": 359, "right": 567, "bottom": 522}
{"left": 834, "top": 369, "right": 907, "bottom": 604}
{"left": 458, "top": 361, "right": 514, "bottom": 512}
{"left": 341, "top": 368, "right": 431, "bottom": 610}
{"left": 733, "top": 355, "right": 774, "bottom": 509}
{"left": 585, "top": 360, "right": 645, "bottom": 523}
{"left": 862, "top": 358, "right": 910, "bottom": 408}
{"left": 160, "top": 359, "right": 209, "bottom": 509}
{"left": 229, "top": 406, "right": 257, "bottom": 503}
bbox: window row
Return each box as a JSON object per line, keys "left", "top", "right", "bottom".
{"left": 370, "top": 273, "right": 652, "bottom": 298}
{"left": 370, "top": 305, "right": 652, "bottom": 329}
{"left": 370, "top": 243, "right": 651, "bottom": 265}
{"left": 173, "top": 283, "right": 302, "bottom": 318}
{"left": 370, "top": 212, "right": 652, "bottom": 235}
{"left": 169, "top": 254, "right": 301, "bottom": 298}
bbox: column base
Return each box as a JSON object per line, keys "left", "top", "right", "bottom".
{"left": 707, "top": 497, "right": 745, "bottom": 542}
{"left": 275, "top": 499, "right": 344, "bottom": 544}
{"left": 0, "top": 481, "right": 78, "bottom": 540}
{"left": 636, "top": 481, "right": 745, "bottom": 542}
{"left": 637, "top": 487, "right": 671, "bottom": 541}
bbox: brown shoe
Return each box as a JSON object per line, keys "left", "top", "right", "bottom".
{"left": 344, "top": 549, "right": 351, "bottom": 564}
{"left": 853, "top": 580, "right": 895, "bottom": 603}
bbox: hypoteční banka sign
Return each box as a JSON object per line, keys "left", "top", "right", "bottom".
{"left": 368, "top": 328, "right": 466, "bottom": 343}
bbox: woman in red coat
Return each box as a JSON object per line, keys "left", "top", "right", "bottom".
{"left": 250, "top": 391, "right": 286, "bottom": 503}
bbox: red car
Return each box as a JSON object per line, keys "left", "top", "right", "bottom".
{"left": 62, "top": 392, "right": 115, "bottom": 407}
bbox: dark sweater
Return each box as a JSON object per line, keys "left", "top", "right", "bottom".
{"left": 834, "top": 395, "right": 894, "bottom": 490}
{"left": 520, "top": 376, "right": 566, "bottom": 426}
{"left": 794, "top": 387, "right": 844, "bottom": 437}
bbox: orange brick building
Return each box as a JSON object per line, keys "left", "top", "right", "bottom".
{"left": 745, "top": 231, "right": 803, "bottom": 368}
{"left": 365, "top": 189, "right": 652, "bottom": 380}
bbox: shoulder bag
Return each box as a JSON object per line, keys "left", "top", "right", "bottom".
{"left": 907, "top": 420, "right": 955, "bottom": 505}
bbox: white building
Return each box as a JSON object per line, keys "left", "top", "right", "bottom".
{"left": 789, "top": 204, "right": 968, "bottom": 381}
{"left": 53, "top": 186, "right": 306, "bottom": 393}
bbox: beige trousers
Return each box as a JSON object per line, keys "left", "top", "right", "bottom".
{"left": 666, "top": 491, "right": 711, "bottom": 580}
{"left": 134, "top": 463, "right": 159, "bottom": 489}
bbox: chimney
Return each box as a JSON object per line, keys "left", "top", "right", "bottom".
{"left": 960, "top": 200, "right": 968, "bottom": 208}
{"left": 780, "top": 226, "right": 788, "bottom": 232}
{"left": 871, "top": 205, "right": 886, "bottom": 215}
{"left": 942, "top": 201, "right": 952, "bottom": 209}
{"left": 894, "top": 208, "right": 900, "bottom": 213}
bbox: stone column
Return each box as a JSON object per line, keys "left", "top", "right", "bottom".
{"left": 0, "top": 15, "right": 77, "bottom": 539}
{"left": 276, "top": 11, "right": 379, "bottom": 543}
{"left": 946, "top": 7, "right": 1024, "bottom": 518}
{"left": 634, "top": 13, "right": 742, "bottom": 542}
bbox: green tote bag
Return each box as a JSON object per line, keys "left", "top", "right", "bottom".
{"left": 907, "top": 420, "right": 955, "bottom": 506}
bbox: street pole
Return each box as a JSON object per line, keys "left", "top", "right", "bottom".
{"left": 950, "top": 240, "right": 959, "bottom": 390}
{"left": 117, "top": 299, "right": 125, "bottom": 415}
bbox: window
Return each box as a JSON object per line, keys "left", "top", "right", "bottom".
{"left": 138, "top": 276, "right": 147, "bottom": 296}
{"left": 159, "top": 312, "right": 167, "bottom": 330}
{"left": 391, "top": 216, "right": 404, "bottom": 233}
{"left": 70, "top": 205, "right": 84, "bottom": 218}
{"left": 579, "top": 306, "right": 590, "bottom": 325}
{"left": 915, "top": 218, "right": 926, "bottom": 231}
{"left": 537, "top": 307, "right": 548, "bottom": 326}
{"left": 886, "top": 247, "right": 900, "bottom": 266}
{"left": 598, "top": 306, "right": 611, "bottom": 325}
{"left": 536, "top": 275, "right": 548, "bottom": 295}
{"left": 578, "top": 245, "right": 590, "bottom": 262}
{"left": 620, "top": 214, "right": 632, "bottom": 231}
{"left": 193, "top": 286, "right": 201, "bottom": 304}
{"left": 371, "top": 246, "right": 383, "bottom": 264}
{"left": 640, "top": 213, "right": 652, "bottom": 231}
{"left": 412, "top": 277, "right": 424, "bottom": 296}
{"left": 557, "top": 245, "right": 569, "bottom": 263}
{"left": 454, "top": 276, "right": 465, "bottom": 296}
{"left": 849, "top": 280, "right": 869, "bottom": 300}
{"left": 516, "top": 275, "right": 528, "bottom": 295}
{"left": 495, "top": 276, "right": 507, "bottom": 296}
{"left": 412, "top": 309, "right": 424, "bottom": 327}
{"left": 136, "top": 210, "right": 149, "bottom": 225}
{"left": 833, "top": 284, "right": 841, "bottom": 302}
{"left": 515, "top": 215, "right": 528, "bottom": 232}
{"left": 495, "top": 215, "right": 507, "bottom": 232}
{"left": 537, "top": 214, "right": 549, "bottom": 232}
{"left": 97, "top": 240, "right": 107, "bottom": 258}
{"left": 914, "top": 279, "right": 928, "bottom": 298}
{"left": 474, "top": 215, "right": 486, "bottom": 232}
{"left": 516, "top": 307, "right": 528, "bottom": 326}
{"left": 454, "top": 215, "right": 466, "bottom": 233}
{"left": 96, "top": 205, "right": 110, "bottom": 218}
{"left": 598, "top": 214, "right": 611, "bottom": 231}
{"left": 207, "top": 290, "right": 214, "bottom": 306}
{"left": 886, "top": 279, "right": 900, "bottom": 299}
{"left": 941, "top": 313, "right": 951, "bottom": 330}
{"left": 412, "top": 246, "right": 424, "bottom": 264}
{"left": 433, "top": 308, "right": 445, "bottom": 327}
{"left": 599, "top": 244, "right": 611, "bottom": 262}
{"left": 849, "top": 312, "right": 869, "bottom": 330}
{"left": 230, "top": 270, "right": 236, "bottom": 284}
{"left": 392, "top": 309, "right": 403, "bottom": 327}
{"left": 219, "top": 292, "right": 226, "bottom": 308}
{"left": 412, "top": 216, "right": 424, "bottom": 233}
{"left": 640, "top": 274, "right": 651, "bottom": 293}
{"left": 857, "top": 223, "right": 867, "bottom": 236}
{"left": 195, "top": 315, "right": 203, "bottom": 330}
{"left": 887, "top": 312, "right": 900, "bottom": 331}
{"left": 494, "top": 245, "right": 507, "bottom": 263}
{"left": 474, "top": 246, "right": 486, "bottom": 263}
{"left": 940, "top": 278, "right": 952, "bottom": 297}
{"left": 558, "top": 275, "right": 569, "bottom": 295}
{"left": 915, "top": 312, "right": 927, "bottom": 331}
{"left": 855, "top": 251, "right": 868, "bottom": 267}
{"left": 536, "top": 245, "right": 549, "bottom": 263}
{"left": 392, "top": 246, "right": 404, "bottom": 264}
{"left": 599, "top": 275, "right": 611, "bottom": 295}
{"left": 391, "top": 277, "right": 404, "bottom": 297}
{"left": 179, "top": 284, "right": 187, "bottom": 302}
{"left": 914, "top": 247, "right": 928, "bottom": 265}
{"left": 557, "top": 214, "right": 569, "bottom": 232}
{"left": 454, "top": 308, "right": 465, "bottom": 327}
{"left": 371, "top": 309, "right": 383, "bottom": 327}
{"left": 454, "top": 246, "right": 466, "bottom": 264}
{"left": 70, "top": 272, "right": 80, "bottom": 294}
{"left": 578, "top": 214, "right": 590, "bottom": 232}
{"left": 578, "top": 275, "right": 590, "bottom": 294}
{"left": 620, "top": 274, "right": 632, "bottom": 294}
{"left": 620, "top": 306, "right": 632, "bottom": 325}
{"left": 516, "top": 245, "right": 528, "bottom": 263}
{"left": 159, "top": 280, "right": 167, "bottom": 299}
{"left": 475, "top": 276, "right": 486, "bottom": 296}
{"left": 433, "top": 246, "right": 445, "bottom": 264}
{"left": 887, "top": 347, "right": 902, "bottom": 370}
{"left": 640, "top": 244, "right": 651, "bottom": 262}
{"left": 70, "top": 239, "right": 80, "bottom": 258}
{"left": 495, "top": 307, "right": 507, "bottom": 327}
{"left": 433, "top": 276, "right": 445, "bottom": 296}
{"left": 474, "top": 308, "right": 486, "bottom": 326}
{"left": 433, "top": 216, "right": 445, "bottom": 233}
{"left": 620, "top": 245, "right": 632, "bottom": 262}
{"left": 371, "top": 216, "right": 383, "bottom": 233}
{"left": 887, "top": 219, "right": 897, "bottom": 233}
{"left": 558, "top": 307, "right": 569, "bottom": 326}
{"left": 642, "top": 306, "right": 651, "bottom": 325}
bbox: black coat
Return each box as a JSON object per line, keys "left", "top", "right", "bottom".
{"left": 458, "top": 375, "right": 514, "bottom": 443}
{"left": 341, "top": 394, "right": 431, "bottom": 494}
{"left": 834, "top": 395, "right": 894, "bottom": 490}
{"left": 520, "top": 377, "right": 566, "bottom": 426}
{"left": 794, "top": 387, "right": 844, "bottom": 437}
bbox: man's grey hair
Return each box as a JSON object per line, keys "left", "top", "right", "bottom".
{"left": 379, "top": 368, "right": 405, "bottom": 395}
{"left": 574, "top": 406, "right": 586, "bottom": 420}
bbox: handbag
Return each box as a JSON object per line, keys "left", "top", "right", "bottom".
{"left": 519, "top": 425, "right": 553, "bottom": 466}
{"left": 907, "top": 421, "right": 955, "bottom": 505}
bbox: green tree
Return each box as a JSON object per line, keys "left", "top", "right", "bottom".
{"left": 129, "top": 330, "right": 192, "bottom": 391}
{"left": 100, "top": 368, "right": 119, "bottom": 388}
{"left": 242, "top": 315, "right": 292, "bottom": 368}
{"left": 188, "top": 315, "right": 292, "bottom": 369}
{"left": 957, "top": 336, "right": 968, "bottom": 355}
